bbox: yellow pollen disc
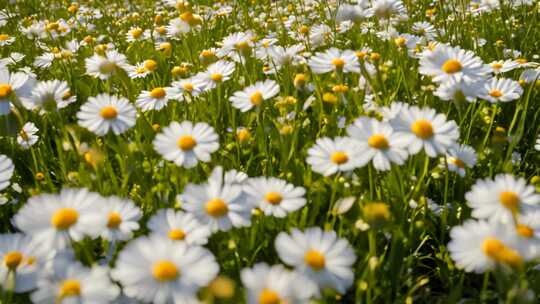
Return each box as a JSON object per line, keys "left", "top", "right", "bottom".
{"left": 265, "top": 192, "right": 283, "bottom": 205}
{"left": 304, "top": 250, "right": 325, "bottom": 271}
{"left": 4, "top": 251, "right": 23, "bottom": 270}
{"left": 182, "top": 83, "right": 194, "bottom": 92}
{"left": 168, "top": 229, "right": 186, "bottom": 240}
{"left": 152, "top": 261, "right": 179, "bottom": 281}
{"left": 130, "top": 28, "right": 143, "bottom": 38}
{"left": 201, "top": 50, "right": 215, "bottom": 58}
{"left": 258, "top": 288, "right": 281, "bottom": 304}
{"left": 489, "top": 90, "right": 503, "bottom": 98}
{"left": 250, "top": 91, "right": 264, "bottom": 106}
{"left": 368, "top": 134, "right": 390, "bottom": 150}
{"left": 100, "top": 106, "right": 118, "bottom": 120}
{"left": 481, "top": 238, "right": 523, "bottom": 268}
{"left": 136, "top": 67, "right": 146, "bottom": 74}
{"left": 0, "top": 83, "right": 13, "bottom": 98}
{"left": 482, "top": 238, "right": 505, "bottom": 258}
{"left": 210, "top": 73, "right": 223, "bottom": 82}
{"left": 411, "top": 120, "right": 434, "bottom": 139}
{"left": 332, "top": 58, "right": 345, "bottom": 69}
{"left": 205, "top": 199, "right": 229, "bottom": 217}
{"left": 331, "top": 151, "right": 349, "bottom": 164}
{"left": 516, "top": 58, "right": 527, "bottom": 64}
{"left": 177, "top": 135, "right": 197, "bottom": 151}
{"left": 516, "top": 224, "right": 534, "bottom": 238}
{"left": 0, "top": 34, "right": 9, "bottom": 41}
{"left": 51, "top": 208, "right": 79, "bottom": 229}
{"left": 450, "top": 158, "right": 466, "bottom": 168}
{"left": 107, "top": 212, "right": 122, "bottom": 229}
{"left": 499, "top": 191, "right": 520, "bottom": 212}
{"left": 144, "top": 60, "right": 158, "bottom": 71}
{"left": 235, "top": 41, "right": 250, "bottom": 50}
{"left": 99, "top": 61, "right": 117, "bottom": 74}
{"left": 150, "top": 87, "right": 166, "bottom": 99}
{"left": 491, "top": 63, "right": 503, "bottom": 69}
{"left": 441, "top": 59, "right": 462, "bottom": 74}
{"left": 58, "top": 279, "right": 81, "bottom": 298}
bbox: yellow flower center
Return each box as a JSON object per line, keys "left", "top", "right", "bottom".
{"left": 51, "top": 208, "right": 79, "bottom": 229}
{"left": 368, "top": 134, "right": 390, "bottom": 150}
{"left": 0, "top": 34, "right": 9, "bottom": 41}
{"left": 107, "top": 212, "right": 122, "bottom": 229}
{"left": 201, "top": 50, "right": 215, "bottom": 58}
{"left": 499, "top": 191, "right": 520, "bottom": 212}
{"left": 206, "top": 199, "right": 229, "bottom": 217}
{"left": 98, "top": 61, "right": 117, "bottom": 74}
{"left": 152, "top": 260, "right": 179, "bottom": 281}
{"left": 516, "top": 224, "right": 534, "bottom": 238}
{"left": 441, "top": 59, "right": 462, "bottom": 74}
{"left": 182, "top": 83, "right": 194, "bottom": 92}
{"left": 235, "top": 41, "right": 250, "bottom": 50}
{"left": 481, "top": 238, "right": 523, "bottom": 268}
{"left": 331, "top": 151, "right": 349, "bottom": 164}
{"left": 150, "top": 87, "right": 166, "bottom": 99}
{"left": 304, "top": 250, "right": 325, "bottom": 271}
{"left": 4, "top": 251, "right": 23, "bottom": 270}
{"left": 411, "top": 119, "right": 434, "bottom": 139}
{"left": 449, "top": 158, "right": 466, "bottom": 168}
{"left": 0, "top": 83, "right": 13, "bottom": 98}
{"left": 130, "top": 28, "right": 143, "bottom": 39}
{"left": 144, "top": 60, "right": 158, "bottom": 71}
{"left": 58, "top": 279, "right": 81, "bottom": 299}
{"left": 168, "top": 229, "right": 186, "bottom": 240}
{"left": 491, "top": 63, "right": 503, "bottom": 70}
{"left": 265, "top": 192, "right": 283, "bottom": 205}
{"left": 516, "top": 58, "right": 527, "bottom": 64}
{"left": 177, "top": 135, "right": 197, "bottom": 151}
{"left": 489, "top": 90, "right": 503, "bottom": 98}
{"left": 332, "top": 58, "right": 345, "bottom": 69}
{"left": 100, "top": 106, "right": 118, "bottom": 120}
{"left": 210, "top": 73, "right": 223, "bottom": 82}
{"left": 258, "top": 288, "right": 281, "bottom": 304}
{"left": 250, "top": 91, "right": 264, "bottom": 106}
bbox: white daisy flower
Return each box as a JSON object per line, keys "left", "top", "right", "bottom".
{"left": 13, "top": 188, "right": 105, "bottom": 250}
{"left": 308, "top": 24, "right": 333, "bottom": 48}
{"left": 77, "top": 94, "right": 137, "bottom": 136}
{"left": 479, "top": 77, "right": 523, "bottom": 103}
{"left": 275, "top": 227, "right": 357, "bottom": 294}
{"left": 111, "top": 235, "right": 219, "bottom": 304}
{"left": 346, "top": 116, "right": 410, "bottom": 171}
{"left": 127, "top": 62, "right": 150, "bottom": 79}
{"left": 308, "top": 48, "right": 360, "bottom": 74}
{"left": 147, "top": 209, "right": 211, "bottom": 245}
{"left": 31, "top": 259, "right": 119, "bottom": 303}
{"left": 244, "top": 177, "right": 306, "bottom": 218}
{"left": 98, "top": 196, "right": 142, "bottom": 242}
{"left": 153, "top": 121, "right": 219, "bottom": 168}
{"left": 266, "top": 44, "right": 306, "bottom": 72}
{"left": 306, "top": 137, "right": 363, "bottom": 176}
{"left": 85, "top": 50, "right": 130, "bottom": 80}
{"left": 126, "top": 27, "right": 146, "bottom": 43}
{"left": 445, "top": 143, "right": 477, "bottom": 177}
{"left": 21, "top": 79, "right": 75, "bottom": 112}
{"left": 229, "top": 79, "right": 280, "bottom": 112}
{"left": 390, "top": 106, "right": 459, "bottom": 157}
{"left": 465, "top": 174, "right": 540, "bottom": 224}
{"left": 17, "top": 122, "right": 39, "bottom": 149}
{"left": 135, "top": 87, "right": 175, "bottom": 112}
{"left": 0, "top": 34, "right": 15, "bottom": 46}
{"left": 488, "top": 59, "right": 519, "bottom": 74}
{"left": 217, "top": 31, "right": 255, "bottom": 61}
{"left": 419, "top": 44, "right": 490, "bottom": 83}
{"left": 371, "top": 0, "right": 407, "bottom": 19}
{"left": 0, "top": 233, "right": 43, "bottom": 293}
{"left": 0, "top": 68, "right": 34, "bottom": 115}
{"left": 169, "top": 77, "right": 205, "bottom": 100}
{"left": 514, "top": 210, "right": 540, "bottom": 260}
{"left": 0, "top": 155, "right": 14, "bottom": 191}
{"left": 196, "top": 60, "right": 236, "bottom": 91}
{"left": 380, "top": 101, "right": 410, "bottom": 121}
{"left": 241, "top": 263, "right": 318, "bottom": 304}
{"left": 433, "top": 78, "right": 481, "bottom": 102}
{"left": 182, "top": 166, "right": 252, "bottom": 232}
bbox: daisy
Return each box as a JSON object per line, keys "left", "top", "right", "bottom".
{"left": 346, "top": 116, "right": 410, "bottom": 171}
{"left": 126, "top": 27, "right": 146, "bottom": 43}
{"left": 98, "top": 196, "right": 142, "bottom": 242}
{"left": 17, "top": 122, "right": 39, "bottom": 149}
{"left": 31, "top": 259, "right": 119, "bottom": 303}
{"left": 412, "top": 21, "right": 437, "bottom": 41}
{"left": 147, "top": 209, "right": 211, "bottom": 245}
{"left": 229, "top": 79, "right": 280, "bottom": 112}
{"left": 465, "top": 174, "right": 540, "bottom": 224}
{"left": 419, "top": 44, "right": 490, "bottom": 83}
{"left": 135, "top": 86, "right": 175, "bottom": 112}
{"left": 85, "top": 50, "right": 130, "bottom": 80}
{"left": 448, "top": 219, "right": 525, "bottom": 273}
{"left": 445, "top": 143, "right": 477, "bottom": 177}
{"left": 488, "top": 59, "right": 519, "bottom": 74}
{"left": 390, "top": 106, "right": 459, "bottom": 157}
{"left": 433, "top": 78, "right": 481, "bottom": 102}
{"left": 0, "top": 68, "right": 34, "bottom": 115}
{"left": 21, "top": 79, "right": 76, "bottom": 112}
{"left": 0, "top": 233, "right": 42, "bottom": 293}
{"left": 13, "top": 188, "right": 105, "bottom": 250}
{"left": 275, "top": 227, "right": 357, "bottom": 294}
{"left": 306, "top": 137, "right": 363, "bottom": 176}
{"left": 514, "top": 210, "right": 540, "bottom": 260}
{"left": 266, "top": 44, "right": 306, "bottom": 72}
{"left": 0, "top": 33, "right": 15, "bottom": 46}
{"left": 182, "top": 166, "right": 252, "bottom": 232}
{"left": 111, "top": 235, "right": 219, "bottom": 304}
{"left": 371, "top": 0, "right": 407, "bottom": 19}
{"left": 196, "top": 60, "right": 236, "bottom": 91}
{"left": 244, "top": 177, "right": 306, "bottom": 218}
{"left": 308, "top": 24, "right": 333, "bottom": 48}
{"left": 217, "top": 31, "right": 255, "bottom": 61}
{"left": 479, "top": 77, "right": 523, "bottom": 103}
{"left": 153, "top": 121, "right": 219, "bottom": 168}
{"left": 127, "top": 62, "right": 150, "bottom": 79}
{"left": 0, "top": 155, "right": 14, "bottom": 191}
{"left": 308, "top": 48, "right": 360, "bottom": 74}
{"left": 169, "top": 77, "right": 205, "bottom": 100}
{"left": 241, "top": 263, "right": 318, "bottom": 304}
{"left": 77, "top": 94, "right": 137, "bottom": 136}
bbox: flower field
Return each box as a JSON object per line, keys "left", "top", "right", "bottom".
{"left": 1, "top": 0, "right": 540, "bottom": 303}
